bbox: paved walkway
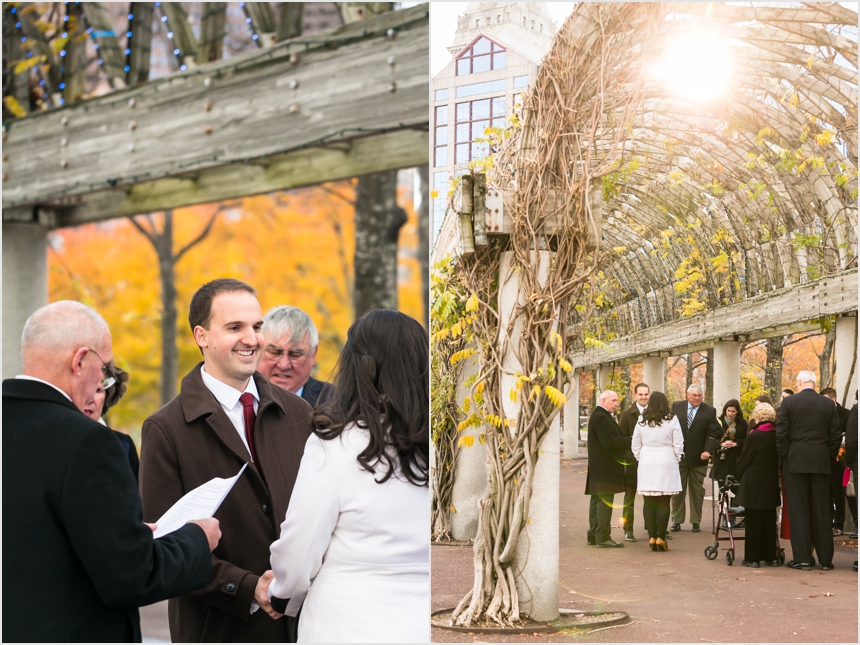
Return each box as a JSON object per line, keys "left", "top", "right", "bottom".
{"left": 432, "top": 459, "right": 858, "bottom": 643}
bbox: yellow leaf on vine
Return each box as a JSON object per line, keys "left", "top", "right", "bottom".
{"left": 450, "top": 505, "right": 457, "bottom": 513}
{"left": 545, "top": 386, "right": 567, "bottom": 407}
{"left": 459, "top": 435, "right": 475, "bottom": 448}
{"left": 450, "top": 348, "right": 475, "bottom": 366}
{"left": 465, "top": 293, "right": 479, "bottom": 312}
{"left": 509, "top": 388, "right": 518, "bottom": 403}
{"left": 476, "top": 381, "right": 485, "bottom": 393}
{"left": 530, "top": 385, "right": 541, "bottom": 402}
{"left": 559, "top": 357, "right": 573, "bottom": 373}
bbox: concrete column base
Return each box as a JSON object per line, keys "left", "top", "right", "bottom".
{"left": 835, "top": 316, "right": 858, "bottom": 407}
{"left": 563, "top": 374, "right": 580, "bottom": 458}
{"left": 642, "top": 356, "right": 666, "bottom": 394}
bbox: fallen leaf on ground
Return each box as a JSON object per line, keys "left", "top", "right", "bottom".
{"left": 651, "top": 619, "right": 661, "bottom": 623}
{"left": 736, "top": 578, "right": 746, "bottom": 581}
{"left": 808, "top": 594, "right": 818, "bottom": 598}
{"left": 824, "top": 592, "right": 834, "bottom": 597}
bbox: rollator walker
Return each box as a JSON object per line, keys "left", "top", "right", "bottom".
{"left": 703, "top": 474, "right": 785, "bottom": 566}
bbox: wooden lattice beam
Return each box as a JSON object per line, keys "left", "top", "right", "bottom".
{"left": 198, "top": 3, "right": 227, "bottom": 63}
{"left": 2, "top": 5, "right": 429, "bottom": 219}
{"left": 127, "top": 3, "right": 154, "bottom": 85}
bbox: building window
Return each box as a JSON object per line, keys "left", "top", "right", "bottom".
{"left": 433, "top": 172, "right": 448, "bottom": 240}
{"left": 456, "top": 36, "right": 506, "bottom": 76}
{"left": 497, "top": 15, "right": 501, "bottom": 23}
{"left": 476, "top": 19, "right": 480, "bottom": 27}
{"left": 434, "top": 105, "right": 448, "bottom": 168}
{"left": 455, "top": 79, "right": 506, "bottom": 98}
{"left": 455, "top": 97, "right": 506, "bottom": 164}
{"left": 513, "top": 75, "right": 528, "bottom": 89}
{"left": 435, "top": 88, "right": 448, "bottom": 101}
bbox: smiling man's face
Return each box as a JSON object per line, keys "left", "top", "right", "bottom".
{"left": 193, "top": 291, "right": 264, "bottom": 390}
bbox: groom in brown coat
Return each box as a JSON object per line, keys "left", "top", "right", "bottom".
{"left": 140, "top": 279, "right": 313, "bottom": 642}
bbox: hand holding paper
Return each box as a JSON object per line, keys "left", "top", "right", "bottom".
{"left": 153, "top": 464, "right": 247, "bottom": 539}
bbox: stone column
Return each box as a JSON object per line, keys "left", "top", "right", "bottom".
{"left": 711, "top": 340, "right": 741, "bottom": 413}
{"left": 450, "top": 352, "right": 486, "bottom": 541}
{"left": 499, "top": 250, "right": 559, "bottom": 622}
{"left": 642, "top": 355, "right": 666, "bottom": 394}
{"left": 563, "top": 372, "right": 580, "bottom": 458}
{"left": 3, "top": 222, "right": 48, "bottom": 378}
{"left": 835, "top": 315, "right": 858, "bottom": 407}
{"left": 595, "top": 364, "right": 610, "bottom": 393}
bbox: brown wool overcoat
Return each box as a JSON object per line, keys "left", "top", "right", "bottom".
{"left": 140, "top": 363, "right": 313, "bottom": 642}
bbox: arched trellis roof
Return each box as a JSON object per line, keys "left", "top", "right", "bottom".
{"left": 497, "top": 2, "right": 857, "bottom": 343}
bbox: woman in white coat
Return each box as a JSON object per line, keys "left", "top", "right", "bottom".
{"left": 632, "top": 391, "right": 684, "bottom": 552}
{"left": 267, "top": 309, "right": 429, "bottom": 643}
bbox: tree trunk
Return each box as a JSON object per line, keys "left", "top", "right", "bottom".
{"left": 685, "top": 353, "right": 694, "bottom": 392}
{"left": 820, "top": 329, "right": 836, "bottom": 389}
{"left": 158, "top": 212, "right": 179, "bottom": 406}
{"left": 418, "top": 165, "right": 430, "bottom": 329}
{"left": 764, "top": 336, "right": 784, "bottom": 400}
{"left": 353, "top": 170, "right": 407, "bottom": 317}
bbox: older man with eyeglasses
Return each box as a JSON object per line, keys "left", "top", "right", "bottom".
{"left": 258, "top": 306, "right": 333, "bottom": 409}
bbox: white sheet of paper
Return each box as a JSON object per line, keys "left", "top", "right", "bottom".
{"left": 153, "top": 463, "right": 248, "bottom": 539}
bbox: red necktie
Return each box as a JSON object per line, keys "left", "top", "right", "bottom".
{"left": 239, "top": 392, "right": 258, "bottom": 466}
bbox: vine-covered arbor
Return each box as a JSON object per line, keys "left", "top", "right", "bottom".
{"left": 431, "top": 1, "right": 857, "bottom": 627}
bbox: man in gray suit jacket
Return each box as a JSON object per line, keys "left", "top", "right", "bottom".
{"left": 670, "top": 384, "right": 720, "bottom": 532}
{"left": 776, "top": 370, "right": 842, "bottom": 570}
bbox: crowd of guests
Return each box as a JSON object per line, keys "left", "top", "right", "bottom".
{"left": 4, "top": 279, "right": 429, "bottom": 643}
{"left": 585, "top": 374, "right": 857, "bottom": 571}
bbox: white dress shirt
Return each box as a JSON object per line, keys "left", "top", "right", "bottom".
{"left": 200, "top": 365, "right": 259, "bottom": 457}
{"left": 199, "top": 366, "right": 262, "bottom": 615}
{"left": 15, "top": 375, "right": 72, "bottom": 402}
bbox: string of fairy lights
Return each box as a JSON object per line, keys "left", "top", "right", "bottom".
{"left": 4, "top": 3, "right": 424, "bottom": 113}
{"left": 2, "top": 4, "right": 429, "bottom": 206}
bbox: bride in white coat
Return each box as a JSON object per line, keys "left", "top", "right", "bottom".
{"left": 267, "top": 310, "right": 429, "bottom": 643}
{"left": 632, "top": 391, "right": 684, "bottom": 552}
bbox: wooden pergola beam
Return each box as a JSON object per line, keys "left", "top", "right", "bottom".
{"left": 570, "top": 269, "right": 858, "bottom": 369}
{"left": 2, "top": 5, "right": 428, "bottom": 214}
{"left": 39, "top": 128, "right": 427, "bottom": 228}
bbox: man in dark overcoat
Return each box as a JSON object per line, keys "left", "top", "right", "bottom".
{"left": 140, "top": 279, "right": 314, "bottom": 642}
{"left": 776, "top": 371, "right": 842, "bottom": 570}
{"left": 3, "top": 301, "right": 219, "bottom": 642}
{"left": 821, "top": 387, "right": 853, "bottom": 535}
{"left": 585, "top": 389, "right": 632, "bottom": 548}
{"left": 617, "top": 382, "right": 650, "bottom": 541}
{"left": 670, "top": 383, "right": 720, "bottom": 532}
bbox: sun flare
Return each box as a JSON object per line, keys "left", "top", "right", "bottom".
{"left": 652, "top": 33, "right": 733, "bottom": 102}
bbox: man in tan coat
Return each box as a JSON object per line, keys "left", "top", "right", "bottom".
{"left": 140, "top": 279, "right": 313, "bottom": 642}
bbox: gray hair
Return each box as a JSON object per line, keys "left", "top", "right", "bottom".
{"left": 598, "top": 389, "right": 618, "bottom": 405}
{"left": 687, "top": 383, "right": 704, "bottom": 395}
{"left": 262, "top": 305, "right": 318, "bottom": 349}
{"left": 796, "top": 370, "right": 817, "bottom": 386}
{"left": 21, "top": 301, "right": 109, "bottom": 361}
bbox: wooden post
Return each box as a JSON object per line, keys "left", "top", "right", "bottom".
{"left": 199, "top": 3, "right": 227, "bottom": 63}
{"left": 84, "top": 3, "right": 127, "bottom": 88}
{"left": 277, "top": 3, "right": 305, "bottom": 41}
{"left": 162, "top": 2, "right": 198, "bottom": 68}
{"left": 127, "top": 4, "right": 154, "bottom": 85}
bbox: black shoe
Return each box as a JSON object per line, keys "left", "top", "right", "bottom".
{"left": 665, "top": 533, "right": 673, "bottom": 540}
{"left": 596, "top": 539, "right": 624, "bottom": 548}
{"left": 788, "top": 561, "right": 813, "bottom": 570}
{"left": 742, "top": 560, "right": 760, "bottom": 568}
{"left": 850, "top": 532, "right": 858, "bottom": 539}
{"left": 821, "top": 563, "right": 834, "bottom": 571}
{"left": 853, "top": 561, "right": 857, "bottom": 572}
{"left": 692, "top": 523, "right": 701, "bottom": 533}
{"left": 670, "top": 523, "right": 681, "bottom": 532}
{"left": 765, "top": 560, "right": 781, "bottom": 567}
{"left": 787, "top": 557, "right": 815, "bottom": 567}
{"left": 624, "top": 531, "right": 636, "bottom": 542}
{"left": 587, "top": 537, "right": 596, "bottom": 546}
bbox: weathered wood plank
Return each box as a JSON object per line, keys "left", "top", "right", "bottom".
{"left": 199, "top": 3, "right": 227, "bottom": 63}
{"left": 128, "top": 4, "right": 154, "bottom": 85}
{"left": 162, "top": 2, "right": 198, "bottom": 66}
{"left": 42, "top": 128, "right": 428, "bottom": 227}
{"left": 84, "top": 2, "right": 126, "bottom": 89}
{"left": 2, "top": 5, "right": 429, "bottom": 212}
{"left": 571, "top": 269, "right": 858, "bottom": 369}
{"left": 277, "top": 2, "right": 305, "bottom": 42}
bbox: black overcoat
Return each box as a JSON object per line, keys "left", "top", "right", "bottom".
{"left": 671, "top": 400, "right": 720, "bottom": 468}
{"left": 617, "top": 404, "right": 641, "bottom": 482}
{"left": 300, "top": 375, "right": 334, "bottom": 409}
{"left": 775, "top": 388, "right": 842, "bottom": 473}
{"left": 585, "top": 406, "right": 631, "bottom": 496}
{"left": 736, "top": 426, "right": 780, "bottom": 509}
{"left": 2, "top": 379, "right": 211, "bottom": 643}
{"left": 846, "top": 403, "right": 858, "bottom": 473}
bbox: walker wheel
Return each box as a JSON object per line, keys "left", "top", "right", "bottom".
{"left": 726, "top": 550, "right": 734, "bottom": 566}
{"left": 704, "top": 544, "right": 718, "bottom": 560}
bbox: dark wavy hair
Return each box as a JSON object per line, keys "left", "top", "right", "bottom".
{"left": 313, "top": 309, "right": 428, "bottom": 487}
{"left": 640, "top": 391, "right": 674, "bottom": 427}
{"left": 719, "top": 399, "right": 744, "bottom": 425}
